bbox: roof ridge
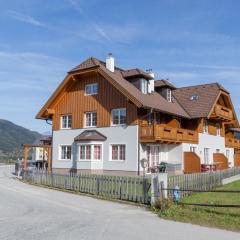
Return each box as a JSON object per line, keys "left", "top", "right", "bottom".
{"left": 175, "top": 82, "right": 220, "bottom": 90}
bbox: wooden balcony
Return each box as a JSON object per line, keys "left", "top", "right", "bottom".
{"left": 225, "top": 138, "right": 240, "bottom": 149}
{"left": 140, "top": 124, "right": 198, "bottom": 144}
{"left": 211, "top": 104, "right": 233, "bottom": 121}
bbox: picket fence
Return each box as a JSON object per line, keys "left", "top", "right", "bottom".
{"left": 22, "top": 167, "right": 240, "bottom": 204}
{"left": 23, "top": 170, "right": 151, "bottom": 204}
{"left": 168, "top": 167, "right": 240, "bottom": 197}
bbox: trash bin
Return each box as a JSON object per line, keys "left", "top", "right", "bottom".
{"left": 158, "top": 162, "right": 167, "bottom": 173}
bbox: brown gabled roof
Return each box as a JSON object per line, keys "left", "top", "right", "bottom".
{"left": 97, "top": 63, "right": 189, "bottom": 118}
{"left": 36, "top": 56, "right": 190, "bottom": 119}
{"left": 69, "top": 57, "right": 124, "bottom": 73}
{"left": 38, "top": 57, "right": 236, "bottom": 121}
{"left": 154, "top": 80, "right": 176, "bottom": 89}
{"left": 68, "top": 57, "right": 100, "bottom": 73}
{"left": 74, "top": 130, "right": 107, "bottom": 142}
{"left": 172, "top": 83, "right": 225, "bottom": 118}
{"left": 121, "top": 68, "right": 153, "bottom": 80}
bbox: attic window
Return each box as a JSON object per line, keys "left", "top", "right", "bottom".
{"left": 190, "top": 94, "right": 198, "bottom": 101}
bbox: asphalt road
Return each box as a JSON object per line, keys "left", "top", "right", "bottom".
{"left": 0, "top": 165, "right": 239, "bottom": 240}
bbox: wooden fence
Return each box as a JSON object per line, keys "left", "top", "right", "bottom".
{"left": 168, "top": 167, "right": 240, "bottom": 198}
{"left": 23, "top": 170, "right": 151, "bottom": 205}
{"left": 22, "top": 167, "right": 240, "bottom": 204}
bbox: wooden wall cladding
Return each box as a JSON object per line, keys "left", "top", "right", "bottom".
{"left": 208, "top": 121, "right": 217, "bottom": 135}
{"left": 183, "top": 152, "right": 201, "bottom": 173}
{"left": 213, "top": 153, "right": 228, "bottom": 170}
{"left": 51, "top": 72, "right": 138, "bottom": 130}
{"left": 234, "top": 153, "right": 240, "bottom": 167}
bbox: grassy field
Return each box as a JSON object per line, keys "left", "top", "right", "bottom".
{"left": 159, "top": 180, "right": 240, "bottom": 232}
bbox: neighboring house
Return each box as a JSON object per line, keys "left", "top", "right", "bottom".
{"left": 32, "top": 135, "right": 52, "bottom": 162}
{"left": 36, "top": 54, "right": 240, "bottom": 175}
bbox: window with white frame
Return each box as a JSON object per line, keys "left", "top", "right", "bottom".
{"left": 140, "top": 79, "right": 148, "bottom": 94}
{"left": 203, "top": 120, "right": 208, "bottom": 133}
{"left": 111, "top": 108, "right": 126, "bottom": 125}
{"left": 216, "top": 123, "right": 221, "bottom": 136}
{"left": 166, "top": 88, "right": 172, "bottom": 102}
{"left": 61, "top": 115, "right": 72, "bottom": 129}
{"left": 60, "top": 145, "right": 71, "bottom": 160}
{"left": 85, "top": 112, "right": 97, "bottom": 127}
{"left": 85, "top": 83, "right": 98, "bottom": 95}
{"left": 204, "top": 148, "right": 210, "bottom": 164}
{"left": 79, "top": 144, "right": 102, "bottom": 161}
{"left": 190, "top": 146, "right": 196, "bottom": 153}
{"left": 111, "top": 144, "right": 126, "bottom": 161}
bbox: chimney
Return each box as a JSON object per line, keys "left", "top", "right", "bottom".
{"left": 146, "top": 69, "right": 155, "bottom": 93}
{"left": 106, "top": 53, "right": 114, "bottom": 72}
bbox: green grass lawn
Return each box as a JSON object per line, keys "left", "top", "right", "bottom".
{"left": 159, "top": 180, "right": 240, "bottom": 232}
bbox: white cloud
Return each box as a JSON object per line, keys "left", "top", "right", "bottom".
{"left": 68, "top": 0, "right": 112, "bottom": 42}
{"left": 7, "top": 10, "right": 44, "bottom": 27}
{"left": 0, "top": 51, "right": 74, "bottom": 109}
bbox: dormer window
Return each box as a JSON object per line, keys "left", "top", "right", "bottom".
{"left": 140, "top": 79, "right": 148, "bottom": 94}
{"left": 166, "top": 88, "right": 172, "bottom": 102}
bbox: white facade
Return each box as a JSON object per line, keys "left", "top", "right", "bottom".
{"left": 138, "top": 131, "right": 235, "bottom": 173}
{"left": 52, "top": 125, "right": 235, "bottom": 174}
{"left": 182, "top": 133, "right": 234, "bottom": 167}
{"left": 52, "top": 125, "right": 139, "bottom": 173}
{"left": 32, "top": 147, "right": 47, "bottom": 161}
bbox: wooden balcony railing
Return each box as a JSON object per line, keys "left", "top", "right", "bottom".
{"left": 211, "top": 104, "right": 233, "bottom": 120}
{"left": 140, "top": 124, "right": 198, "bottom": 144}
{"left": 225, "top": 138, "right": 240, "bottom": 149}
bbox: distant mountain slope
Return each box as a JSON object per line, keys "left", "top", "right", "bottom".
{"left": 0, "top": 119, "right": 42, "bottom": 159}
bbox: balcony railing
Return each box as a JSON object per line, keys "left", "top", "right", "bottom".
{"left": 211, "top": 104, "right": 233, "bottom": 120}
{"left": 140, "top": 124, "right": 198, "bottom": 143}
{"left": 225, "top": 137, "right": 240, "bottom": 149}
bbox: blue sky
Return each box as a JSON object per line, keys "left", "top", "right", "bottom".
{"left": 0, "top": 0, "right": 240, "bottom": 133}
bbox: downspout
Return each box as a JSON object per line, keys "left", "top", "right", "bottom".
{"left": 137, "top": 124, "right": 140, "bottom": 176}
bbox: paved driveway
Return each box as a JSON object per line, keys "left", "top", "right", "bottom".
{"left": 0, "top": 165, "right": 239, "bottom": 240}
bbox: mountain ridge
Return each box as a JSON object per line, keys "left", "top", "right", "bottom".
{"left": 0, "top": 119, "right": 42, "bottom": 160}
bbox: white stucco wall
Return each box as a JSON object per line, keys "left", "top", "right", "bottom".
{"left": 139, "top": 143, "right": 183, "bottom": 171}
{"left": 52, "top": 125, "right": 139, "bottom": 172}
{"left": 139, "top": 132, "right": 235, "bottom": 172}
{"left": 182, "top": 133, "right": 235, "bottom": 165}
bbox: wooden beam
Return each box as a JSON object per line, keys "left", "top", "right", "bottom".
{"left": 47, "top": 147, "right": 52, "bottom": 173}
{"left": 24, "top": 146, "right": 28, "bottom": 170}
{"left": 46, "top": 108, "right": 55, "bottom": 115}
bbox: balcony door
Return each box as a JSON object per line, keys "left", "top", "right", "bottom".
{"left": 146, "top": 145, "right": 168, "bottom": 173}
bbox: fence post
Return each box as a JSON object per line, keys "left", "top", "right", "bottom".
{"left": 151, "top": 174, "right": 159, "bottom": 205}
{"left": 151, "top": 173, "right": 168, "bottom": 206}
{"left": 158, "top": 173, "right": 168, "bottom": 199}
{"left": 97, "top": 176, "right": 100, "bottom": 195}
{"left": 143, "top": 177, "right": 148, "bottom": 204}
